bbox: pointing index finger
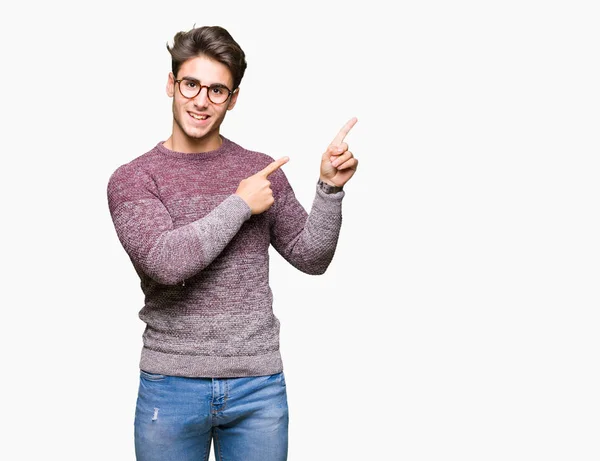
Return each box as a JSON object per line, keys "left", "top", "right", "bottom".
{"left": 260, "top": 156, "right": 289, "bottom": 177}
{"left": 332, "top": 117, "right": 358, "bottom": 145}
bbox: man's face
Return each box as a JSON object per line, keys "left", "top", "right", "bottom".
{"left": 166, "top": 55, "right": 238, "bottom": 151}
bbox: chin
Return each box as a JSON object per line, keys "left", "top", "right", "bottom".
{"left": 179, "top": 117, "right": 210, "bottom": 138}
{"left": 185, "top": 126, "right": 212, "bottom": 140}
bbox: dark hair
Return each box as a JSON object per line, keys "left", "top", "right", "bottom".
{"left": 166, "top": 26, "right": 247, "bottom": 90}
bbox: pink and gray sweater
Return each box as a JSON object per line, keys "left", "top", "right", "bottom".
{"left": 107, "top": 137, "right": 344, "bottom": 378}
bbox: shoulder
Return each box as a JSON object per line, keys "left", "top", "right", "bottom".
{"left": 223, "top": 137, "right": 275, "bottom": 167}
{"left": 222, "top": 137, "right": 291, "bottom": 187}
{"left": 107, "top": 145, "right": 163, "bottom": 204}
{"left": 108, "top": 144, "right": 163, "bottom": 184}
{"left": 243, "top": 149, "right": 278, "bottom": 173}
{"left": 234, "top": 144, "right": 291, "bottom": 191}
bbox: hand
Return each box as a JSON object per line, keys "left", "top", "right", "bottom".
{"left": 236, "top": 157, "right": 290, "bottom": 214}
{"left": 320, "top": 117, "right": 359, "bottom": 187}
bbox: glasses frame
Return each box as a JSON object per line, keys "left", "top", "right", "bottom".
{"left": 174, "top": 78, "right": 236, "bottom": 105}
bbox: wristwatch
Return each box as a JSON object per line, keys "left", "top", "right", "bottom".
{"left": 317, "top": 179, "right": 343, "bottom": 194}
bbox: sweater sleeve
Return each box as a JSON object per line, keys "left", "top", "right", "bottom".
{"left": 269, "top": 173, "right": 344, "bottom": 275}
{"left": 107, "top": 164, "right": 251, "bottom": 285}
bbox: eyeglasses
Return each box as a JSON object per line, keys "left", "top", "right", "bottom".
{"left": 175, "top": 78, "right": 235, "bottom": 104}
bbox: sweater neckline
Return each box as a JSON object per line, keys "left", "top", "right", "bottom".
{"left": 155, "top": 136, "right": 234, "bottom": 160}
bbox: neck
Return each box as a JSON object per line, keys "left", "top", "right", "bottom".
{"left": 165, "top": 126, "right": 223, "bottom": 153}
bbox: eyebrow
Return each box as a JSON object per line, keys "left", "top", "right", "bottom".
{"left": 179, "top": 76, "right": 230, "bottom": 89}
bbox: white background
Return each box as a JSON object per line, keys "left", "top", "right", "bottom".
{"left": 2, "top": 0, "right": 599, "bottom": 460}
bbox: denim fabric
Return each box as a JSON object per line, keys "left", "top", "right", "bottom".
{"left": 134, "top": 370, "right": 288, "bottom": 461}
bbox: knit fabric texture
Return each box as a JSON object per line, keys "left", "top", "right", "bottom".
{"left": 107, "top": 136, "right": 344, "bottom": 377}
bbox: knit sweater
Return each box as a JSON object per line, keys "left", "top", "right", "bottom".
{"left": 107, "top": 136, "right": 344, "bottom": 378}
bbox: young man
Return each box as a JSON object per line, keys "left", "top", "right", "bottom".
{"left": 107, "top": 25, "right": 358, "bottom": 461}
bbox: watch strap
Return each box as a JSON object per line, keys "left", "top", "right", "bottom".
{"left": 317, "top": 179, "right": 343, "bottom": 194}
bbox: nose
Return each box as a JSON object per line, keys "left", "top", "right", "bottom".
{"left": 193, "top": 86, "right": 210, "bottom": 106}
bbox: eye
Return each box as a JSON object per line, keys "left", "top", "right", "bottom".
{"left": 211, "top": 86, "right": 226, "bottom": 95}
{"left": 183, "top": 79, "right": 198, "bottom": 88}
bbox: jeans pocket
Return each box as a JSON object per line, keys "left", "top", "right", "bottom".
{"left": 278, "top": 372, "right": 286, "bottom": 387}
{"left": 140, "top": 370, "right": 167, "bottom": 381}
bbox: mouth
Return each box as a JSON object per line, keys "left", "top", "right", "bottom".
{"left": 188, "top": 112, "right": 209, "bottom": 121}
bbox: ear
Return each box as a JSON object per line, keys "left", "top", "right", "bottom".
{"left": 166, "top": 72, "right": 175, "bottom": 97}
{"left": 227, "top": 87, "right": 240, "bottom": 111}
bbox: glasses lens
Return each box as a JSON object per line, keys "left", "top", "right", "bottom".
{"left": 179, "top": 79, "right": 200, "bottom": 98}
{"left": 207, "top": 85, "right": 230, "bottom": 104}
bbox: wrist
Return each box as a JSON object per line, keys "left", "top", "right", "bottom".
{"left": 317, "top": 178, "right": 343, "bottom": 194}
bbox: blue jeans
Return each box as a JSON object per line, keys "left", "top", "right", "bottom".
{"left": 134, "top": 370, "right": 289, "bottom": 461}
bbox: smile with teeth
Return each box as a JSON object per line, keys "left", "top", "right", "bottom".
{"left": 189, "top": 113, "right": 209, "bottom": 120}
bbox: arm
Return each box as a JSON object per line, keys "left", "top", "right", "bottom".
{"left": 270, "top": 177, "right": 344, "bottom": 275}
{"left": 270, "top": 117, "right": 359, "bottom": 275}
{"left": 107, "top": 165, "right": 251, "bottom": 285}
